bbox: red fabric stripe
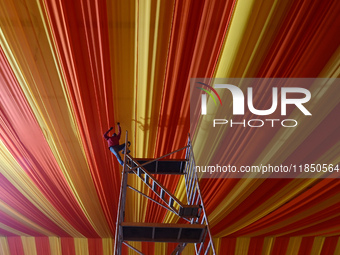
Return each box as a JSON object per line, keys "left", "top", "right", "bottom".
{"left": 61, "top": 237, "right": 76, "bottom": 255}
{"left": 257, "top": 0, "right": 340, "bottom": 78}
{"left": 298, "top": 237, "right": 314, "bottom": 255}
{"left": 88, "top": 238, "right": 103, "bottom": 255}
{"left": 142, "top": 242, "right": 154, "bottom": 254}
{"left": 7, "top": 237, "right": 24, "bottom": 255}
{"left": 271, "top": 237, "right": 289, "bottom": 255}
{"left": 35, "top": 237, "right": 51, "bottom": 255}
{"left": 248, "top": 237, "right": 264, "bottom": 255}
{"left": 219, "top": 237, "right": 236, "bottom": 255}
{"left": 320, "top": 236, "right": 339, "bottom": 255}
{"left": 167, "top": 243, "right": 178, "bottom": 254}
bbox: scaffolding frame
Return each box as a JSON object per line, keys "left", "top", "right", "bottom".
{"left": 114, "top": 132, "right": 215, "bottom": 255}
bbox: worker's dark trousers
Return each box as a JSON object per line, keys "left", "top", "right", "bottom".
{"left": 110, "top": 143, "right": 126, "bottom": 166}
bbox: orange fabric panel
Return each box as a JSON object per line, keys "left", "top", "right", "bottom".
{"left": 43, "top": 0, "right": 118, "bottom": 234}
{"left": 147, "top": 0, "right": 236, "bottom": 224}
{"left": 257, "top": 0, "right": 340, "bottom": 77}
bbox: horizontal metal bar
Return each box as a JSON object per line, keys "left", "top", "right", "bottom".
{"left": 127, "top": 145, "right": 189, "bottom": 172}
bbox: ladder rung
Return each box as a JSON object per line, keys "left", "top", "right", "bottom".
{"left": 160, "top": 189, "right": 165, "bottom": 200}
{"left": 145, "top": 174, "right": 150, "bottom": 186}
{"left": 137, "top": 168, "right": 143, "bottom": 178}
{"left": 169, "top": 198, "right": 174, "bottom": 208}
{"left": 152, "top": 182, "right": 158, "bottom": 194}
{"left": 179, "top": 205, "right": 201, "bottom": 218}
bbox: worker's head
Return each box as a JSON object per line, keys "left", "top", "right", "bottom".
{"left": 112, "top": 133, "right": 117, "bottom": 137}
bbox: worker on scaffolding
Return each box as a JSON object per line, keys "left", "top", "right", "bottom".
{"left": 103, "top": 122, "right": 130, "bottom": 166}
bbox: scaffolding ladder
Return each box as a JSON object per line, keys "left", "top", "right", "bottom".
{"left": 114, "top": 132, "right": 216, "bottom": 255}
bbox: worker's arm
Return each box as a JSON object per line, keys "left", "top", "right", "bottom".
{"left": 103, "top": 127, "right": 113, "bottom": 140}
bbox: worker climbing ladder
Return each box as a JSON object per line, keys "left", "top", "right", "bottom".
{"left": 114, "top": 132, "right": 216, "bottom": 255}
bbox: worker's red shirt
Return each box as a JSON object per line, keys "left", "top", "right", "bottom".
{"left": 104, "top": 125, "right": 121, "bottom": 147}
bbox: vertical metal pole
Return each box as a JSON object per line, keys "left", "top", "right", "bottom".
{"left": 114, "top": 131, "right": 129, "bottom": 254}
{"left": 188, "top": 135, "right": 216, "bottom": 255}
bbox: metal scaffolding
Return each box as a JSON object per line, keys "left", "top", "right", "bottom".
{"left": 114, "top": 132, "right": 215, "bottom": 255}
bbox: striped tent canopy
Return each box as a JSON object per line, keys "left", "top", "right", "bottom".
{"left": 1, "top": 0, "right": 340, "bottom": 254}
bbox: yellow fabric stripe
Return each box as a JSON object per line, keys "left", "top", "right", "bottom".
{"left": 49, "top": 237, "right": 62, "bottom": 255}
{"left": 262, "top": 237, "right": 274, "bottom": 255}
{"left": 335, "top": 237, "right": 340, "bottom": 254}
{"left": 214, "top": 0, "right": 294, "bottom": 77}
{"left": 0, "top": 237, "right": 10, "bottom": 255}
{"left": 0, "top": 0, "right": 111, "bottom": 236}
{"left": 311, "top": 237, "right": 325, "bottom": 255}
{"left": 134, "top": 0, "right": 174, "bottom": 158}
{"left": 214, "top": 238, "right": 221, "bottom": 255}
{"left": 183, "top": 244, "right": 195, "bottom": 255}
{"left": 74, "top": 238, "right": 89, "bottom": 255}
{"left": 132, "top": 0, "right": 154, "bottom": 223}
{"left": 127, "top": 241, "right": 142, "bottom": 255}
{"left": 21, "top": 237, "right": 37, "bottom": 255}
{"left": 102, "top": 238, "right": 113, "bottom": 255}
{"left": 135, "top": 0, "right": 152, "bottom": 158}
{"left": 155, "top": 243, "right": 167, "bottom": 255}
{"left": 106, "top": 0, "right": 137, "bottom": 224}
{"left": 235, "top": 237, "right": 250, "bottom": 255}
{"left": 133, "top": 0, "right": 175, "bottom": 224}
{"left": 286, "top": 237, "right": 302, "bottom": 255}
